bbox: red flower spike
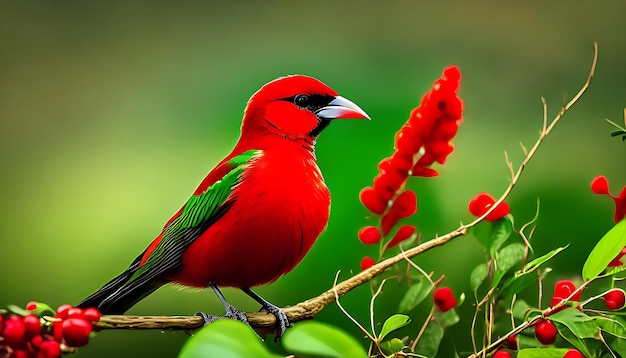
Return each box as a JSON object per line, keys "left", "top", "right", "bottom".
{"left": 603, "top": 289, "right": 626, "bottom": 310}
{"left": 360, "top": 187, "right": 387, "bottom": 215}
{"left": 535, "top": 320, "right": 558, "bottom": 345}
{"left": 373, "top": 172, "right": 405, "bottom": 200}
{"left": 493, "top": 350, "right": 512, "bottom": 358}
{"left": 563, "top": 349, "right": 585, "bottom": 358}
{"left": 591, "top": 175, "right": 609, "bottom": 195}
{"left": 360, "top": 256, "right": 376, "bottom": 271}
{"left": 394, "top": 190, "right": 418, "bottom": 218}
{"left": 387, "top": 225, "right": 416, "bottom": 249}
{"left": 433, "top": 287, "right": 457, "bottom": 312}
{"left": 358, "top": 226, "right": 381, "bottom": 245}
{"left": 381, "top": 210, "right": 400, "bottom": 237}
{"left": 411, "top": 166, "right": 439, "bottom": 177}
{"left": 62, "top": 318, "right": 92, "bottom": 347}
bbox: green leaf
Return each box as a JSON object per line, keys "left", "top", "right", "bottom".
{"left": 380, "top": 338, "right": 406, "bottom": 355}
{"left": 379, "top": 314, "right": 411, "bottom": 340}
{"left": 550, "top": 308, "right": 599, "bottom": 339}
{"left": 498, "top": 246, "right": 566, "bottom": 298}
{"left": 282, "top": 321, "right": 368, "bottom": 358}
{"left": 433, "top": 308, "right": 460, "bottom": 329}
{"left": 6, "top": 304, "right": 30, "bottom": 316}
{"left": 611, "top": 335, "right": 626, "bottom": 357}
{"left": 517, "top": 348, "right": 569, "bottom": 358}
{"left": 583, "top": 219, "right": 626, "bottom": 281}
{"left": 472, "top": 216, "right": 514, "bottom": 257}
{"left": 596, "top": 316, "right": 626, "bottom": 339}
{"left": 413, "top": 321, "right": 444, "bottom": 358}
{"left": 556, "top": 324, "right": 602, "bottom": 358}
{"left": 398, "top": 277, "right": 433, "bottom": 313}
{"left": 512, "top": 299, "right": 532, "bottom": 320}
{"left": 178, "top": 320, "right": 280, "bottom": 358}
{"left": 492, "top": 243, "right": 527, "bottom": 287}
{"left": 470, "top": 263, "right": 488, "bottom": 292}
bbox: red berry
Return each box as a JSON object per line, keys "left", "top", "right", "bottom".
{"left": 66, "top": 307, "right": 85, "bottom": 319}
{"left": 52, "top": 320, "right": 63, "bottom": 342}
{"left": 535, "top": 320, "right": 558, "bottom": 345}
{"left": 358, "top": 226, "right": 381, "bottom": 245}
{"left": 55, "top": 304, "right": 73, "bottom": 319}
{"left": 39, "top": 339, "right": 62, "bottom": 358}
{"left": 23, "top": 314, "right": 42, "bottom": 338}
{"left": 493, "top": 350, "right": 512, "bottom": 358}
{"left": 468, "top": 193, "right": 510, "bottom": 221}
{"left": 590, "top": 175, "right": 610, "bottom": 195}
{"left": 0, "top": 314, "right": 5, "bottom": 333}
{"left": 62, "top": 317, "right": 92, "bottom": 347}
{"left": 603, "top": 289, "right": 626, "bottom": 310}
{"left": 563, "top": 349, "right": 585, "bottom": 358}
{"left": 386, "top": 225, "right": 416, "bottom": 249}
{"left": 554, "top": 280, "right": 576, "bottom": 298}
{"left": 12, "top": 350, "right": 29, "bottom": 358}
{"left": 433, "top": 287, "right": 457, "bottom": 312}
{"left": 83, "top": 307, "right": 102, "bottom": 323}
{"left": 3, "top": 315, "right": 27, "bottom": 348}
{"left": 30, "top": 334, "right": 43, "bottom": 348}
{"left": 360, "top": 256, "right": 376, "bottom": 271}
{"left": 26, "top": 301, "right": 38, "bottom": 311}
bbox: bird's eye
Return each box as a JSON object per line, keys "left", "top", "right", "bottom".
{"left": 294, "top": 94, "right": 310, "bottom": 107}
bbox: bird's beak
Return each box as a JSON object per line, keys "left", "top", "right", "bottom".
{"left": 315, "top": 96, "right": 371, "bottom": 120}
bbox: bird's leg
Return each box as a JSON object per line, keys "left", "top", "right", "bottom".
{"left": 241, "top": 288, "right": 291, "bottom": 341}
{"left": 195, "top": 282, "right": 248, "bottom": 326}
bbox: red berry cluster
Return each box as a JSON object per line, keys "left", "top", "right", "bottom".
{"left": 358, "top": 66, "right": 464, "bottom": 269}
{"left": 590, "top": 175, "right": 626, "bottom": 224}
{"left": 0, "top": 302, "right": 101, "bottom": 358}
{"left": 468, "top": 192, "right": 510, "bottom": 222}
{"left": 432, "top": 286, "right": 457, "bottom": 312}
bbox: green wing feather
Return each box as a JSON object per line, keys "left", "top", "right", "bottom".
{"left": 129, "top": 149, "right": 261, "bottom": 281}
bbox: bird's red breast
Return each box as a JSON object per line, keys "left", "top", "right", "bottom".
{"left": 171, "top": 140, "right": 330, "bottom": 288}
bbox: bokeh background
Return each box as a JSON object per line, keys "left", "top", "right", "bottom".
{"left": 1, "top": 1, "right": 625, "bottom": 357}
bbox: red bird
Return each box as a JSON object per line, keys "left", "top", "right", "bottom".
{"left": 77, "top": 75, "right": 370, "bottom": 338}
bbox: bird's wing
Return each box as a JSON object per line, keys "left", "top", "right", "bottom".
{"left": 88, "top": 149, "right": 262, "bottom": 312}
{"left": 131, "top": 149, "right": 262, "bottom": 281}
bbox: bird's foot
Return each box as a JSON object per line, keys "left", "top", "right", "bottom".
{"left": 224, "top": 303, "right": 249, "bottom": 323}
{"left": 194, "top": 311, "right": 220, "bottom": 325}
{"left": 259, "top": 303, "right": 291, "bottom": 341}
{"left": 194, "top": 304, "right": 248, "bottom": 326}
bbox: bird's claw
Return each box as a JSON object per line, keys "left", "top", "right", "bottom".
{"left": 260, "top": 305, "right": 291, "bottom": 341}
{"left": 195, "top": 304, "right": 248, "bottom": 327}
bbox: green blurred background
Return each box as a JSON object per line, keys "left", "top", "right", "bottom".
{"left": 1, "top": 1, "right": 625, "bottom": 357}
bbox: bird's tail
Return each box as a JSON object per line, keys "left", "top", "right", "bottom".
{"left": 76, "top": 254, "right": 164, "bottom": 314}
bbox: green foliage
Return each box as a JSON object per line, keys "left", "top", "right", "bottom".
{"left": 398, "top": 277, "right": 433, "bottom": 313}
{"left": 413, "top": 322, "right": 444, "bottom": 357}
{"left": 281, "top": 321, "right": 368, "bottom": 358}
{"left": 582, "top": 219, "right": 626, "bottom": 281}
{"left": 472, "top": 216, "right": 514, "bottom": 258}
{"left": 178, "top": 320, "right": 281, "bottom": 358}
{"left": 517, "top": 348, "right": 570, "bottom": 357}
{"left": 378, "top": 314, "right": 411, "bottom": 341}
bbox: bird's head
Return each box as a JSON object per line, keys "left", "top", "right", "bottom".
{"left": 240, "top": 75, "right": 370, "bottom": 145}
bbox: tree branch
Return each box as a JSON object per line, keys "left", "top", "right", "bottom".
{"left": 85, "top": 42, "right": 597, "bottom": 337}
